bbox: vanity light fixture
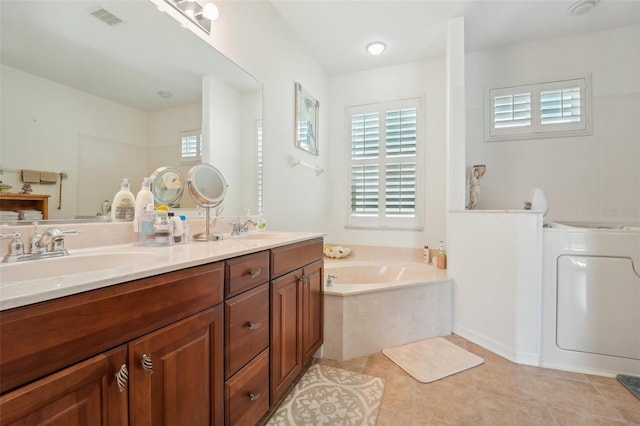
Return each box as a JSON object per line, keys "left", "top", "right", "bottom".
{"left": 163, "top": 0, "right": 218, "bottom": 33}
{"left": 568, "top": 0, "right": 598, "bottom": 16}
{"left": 366, "top": 41, "right": 386, "bottom": 56}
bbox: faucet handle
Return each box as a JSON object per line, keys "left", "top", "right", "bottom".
{"left": 1, "top": 232, "right": 24, "bottom": 257}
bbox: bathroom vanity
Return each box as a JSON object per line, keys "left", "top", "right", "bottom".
{"left": 0, "top": 233, "right": 323, "bottom": 425}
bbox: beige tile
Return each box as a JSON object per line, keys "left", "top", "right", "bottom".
{"left": 594, "top": 382, "right": 640, "bottom": 424}
{"left": 476, "top": 391, "right": 557, "bottom": 426}
{"left": 525, "top": 374, "right": 626, "bottom": 421}
{"left": 412, "top": 381, "right": 483, "bottom": 425}
{"left": 376, "top": 407, "right": 415, "bottom": 426}
{"left": 309, "top": 337, "right": 639, "bottom": 426}
{"left": 550, "top": 407, "right": 630, "bottom": 425}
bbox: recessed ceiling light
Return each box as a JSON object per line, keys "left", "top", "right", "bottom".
{"left": 157, "top": 90, "right": 173, "bottom": 99}
{"left": 366, "top": 41, "right": 386, "bottom": 56}
{"left": 568, "top": 0, "right": 598, "bottom": 16}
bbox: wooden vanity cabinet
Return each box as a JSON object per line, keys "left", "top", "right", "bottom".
{"left": 224, "top": 251, "right": 271, "bottom": 425}
{"left": 0, "top": 345, "right": 128, "bottom": 426}
{"left": 270, "top": 238, "right": 323, "bottom": 403}
{"left": 0, "top": 262, "right": 225, "bottom": 426}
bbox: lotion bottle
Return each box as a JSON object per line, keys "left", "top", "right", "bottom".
{"left": 134, "top": 177, "right": 153, "bottom": 232}
{"left": 111, "top": 178, "right": 136, "bottom": 222}
{"left": 437, "top": 241, "right": 447, "bottom": 269}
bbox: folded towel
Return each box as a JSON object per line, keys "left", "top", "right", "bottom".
{"left": 22, "top": 169, "right": 40, "bottom": 183}
{"left": 40, "top": 171, "right": 58, "bottom": 184}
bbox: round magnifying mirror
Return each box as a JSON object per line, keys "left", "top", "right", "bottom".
{"left": 187, "top": 163, "right": 228, "bottom": 241}
{"left": 150, "top": 167, "right": 185, "bottom": 207}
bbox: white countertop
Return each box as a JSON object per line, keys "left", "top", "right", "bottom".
{"left": 0, "top": 232, "right": 324, "bottom": 311}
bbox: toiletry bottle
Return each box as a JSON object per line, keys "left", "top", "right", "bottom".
{"left": 139, "top": 203, "right": 156, "bottom": 246}
{"left": 170, "top": 213, "right": 184, "bottom": 244}
{"left": 257, "top": 212, "right": 266, "bottom": 231}
{"left": 153, "top": 210, "right": 172, "bottom": 246}
{"left": 134, "top": 177, "right": 154, "bottom": 232}
{"left": 111, "top": 178, "right": 136, "bottom": 222}
{"left": 423, "top": 245, "right": 430, "bottom": 263}
{"left": 437, "top": 241, "right": 447, "bottom": 269}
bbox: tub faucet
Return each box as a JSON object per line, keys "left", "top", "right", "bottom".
{"left": 326, "top": 275, "right": 337, "bottom": 287}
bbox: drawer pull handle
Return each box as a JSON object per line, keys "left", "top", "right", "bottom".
{"left": 115, "top": 364, "right": 129, "bottom": 392}
{"left": 141, "top": 354, "right": 153, "bottom": 374}
{"left": 249, "top": 268, "right": 262, "bottom": 279}
{"left": 248, "top": 322, "right": 262, "bottom": 330}
{"left": 249, "top": 392, "right": 261, "bottom": 401}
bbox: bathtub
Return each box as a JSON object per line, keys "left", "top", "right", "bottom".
{"left": 541, "top": 222, "right": 640, "bottom": 376}
{"left": 321, "top": 260, "right": 452, "bottom": 361}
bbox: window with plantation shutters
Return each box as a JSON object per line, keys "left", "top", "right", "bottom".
{"left": 348, "top": 98, "right": 423, "bottom": 229}
{"left": 256, "top": 120, "right": 263, "bottom": 214}
{"left": 180, "top": 130, "right": 201, "bottom": 164}
{"left": 485, "top": 76, "right": 591, "bottom": 141}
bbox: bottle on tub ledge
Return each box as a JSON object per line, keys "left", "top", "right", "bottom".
{"left": 423, "top": 245, "right": 431, "bottom": 263}
{"left": 436, "top": 241, "right": 447, "bottom": 269}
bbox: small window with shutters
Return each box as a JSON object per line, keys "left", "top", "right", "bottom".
{"left": 485, "top": 76, "right": 591, "bottom": 142}
{"left": 180, "top": 130, "right": 201, "bottom": 164}
{"left": 348, "top": 97, "right": 423, "bottom": 230}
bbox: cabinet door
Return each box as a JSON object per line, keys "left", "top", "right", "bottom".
{"left": 302, "top": 260, "right": 324, "bottom": 364}
{"left": 270, "top": 269, "right": 303, "bottom": 403}
{"left": 0, "top": 345, "right": 127, "bottom": 426}
{"left": 129, "top": 306, "right": 224, "bottom": 426}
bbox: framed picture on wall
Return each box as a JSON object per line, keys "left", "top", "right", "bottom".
{"left": 294, "top": 82, "right": 319, "bottom": 156}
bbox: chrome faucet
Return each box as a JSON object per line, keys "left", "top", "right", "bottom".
{"left": 326, "top": 275, "right": 337, "bottom": 287}
{"left": 2, "top": 223, "right": 79, "bottom": 262}
{"left": 231, "top": 218, "right": 257, "bottom": 236}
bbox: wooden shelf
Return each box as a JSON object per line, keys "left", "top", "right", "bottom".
{"left": 0, "top": 194, "right": 50, "bottom": 219}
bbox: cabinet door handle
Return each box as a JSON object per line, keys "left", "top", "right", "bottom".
{"left": 141, "top": 354, "right": 153, "bottom": 375}
{"left": 115, "top": 363, "right": 129, "bottom": 392}
{"left": 249, "top": 268, "right": 262, "bottom": 279}
{"left": 248, "top": 321, "right": 262, "bottom": 330}
{"left": 249, "top": 392, "right": 261, "bottom": 401}
{"left": 300, "top": 274, "right": 307, "bottom": 285}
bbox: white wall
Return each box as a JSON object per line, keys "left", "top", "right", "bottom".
{"left": 178, "top": 0, "right": 331, "bottom": 233}
{"left": 449, "top": 211, "right": 543, "bottom": 365}
{"left": 1, "top": 64, "right": 208, "bottom": 218}
{"left": 465, "top": 25, "right": 640, "bottom": 224}
{"left": 147, "top": 102, "right": 202, "bottom": 209}
{"left": 0, "top": 64, "right": 149, "bottom": 219}
{"left": 325, "top": 59, "right": 447, "bottom": 248}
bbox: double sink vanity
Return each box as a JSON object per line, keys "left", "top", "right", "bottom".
{"left": 0, "top": 229, "right": 324, "bottom": 425}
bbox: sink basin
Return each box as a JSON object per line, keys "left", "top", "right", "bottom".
{"left": 0, "top": 251, "right": 167, "bottom": 284}
{"left": 235, "top": 232, "right": 295, "bottom": 240}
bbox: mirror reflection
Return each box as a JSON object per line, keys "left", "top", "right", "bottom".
{"left": 0, "top": 0, "right": 262, "bottom": 221}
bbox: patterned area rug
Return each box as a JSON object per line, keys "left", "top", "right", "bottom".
{"left": 266, "top": 364, "right": 385, "bottom": 425}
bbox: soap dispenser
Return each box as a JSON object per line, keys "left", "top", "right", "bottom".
{"left": 436, "top": 241, "right": 447, "bottom": 269}
{"left": 134, "top": 177, "right": 154, "bottom": 232}
{"left": 111, "top": 178, "right": 136, "bottom": 222}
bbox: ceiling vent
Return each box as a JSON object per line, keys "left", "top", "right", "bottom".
{"left": 90, "top": 8, "right": 124, "bottom": 26}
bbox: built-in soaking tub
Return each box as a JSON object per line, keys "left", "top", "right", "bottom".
{"left": 321, "top": 260, "right": 452, "bottom": 361}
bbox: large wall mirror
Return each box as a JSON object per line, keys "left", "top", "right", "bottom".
{"left": 0, "top": 0, "right": 262, "bottom": 221}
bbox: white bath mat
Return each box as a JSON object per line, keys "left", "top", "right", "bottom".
{"left": 382, "top": 337, "right": 484, "bottom": 383}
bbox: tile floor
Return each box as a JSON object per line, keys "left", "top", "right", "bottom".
{"left": 316, "top": 334, "right": 640, "bottom": 425}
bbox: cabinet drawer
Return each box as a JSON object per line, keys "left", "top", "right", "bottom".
{"left": 225, "top": 251, "right": 270, "bottom": 298}
{"left": 271, "top": 238, "right": 323, "bottom": 279}
{"left": 225, "top": 284, "right": 269, "bottom": 379}
{"left": 225, "top": 349, "right": 269, "bottom": 426}
{"left": 0, "top": 262, "right": 223, "bottom": 394}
